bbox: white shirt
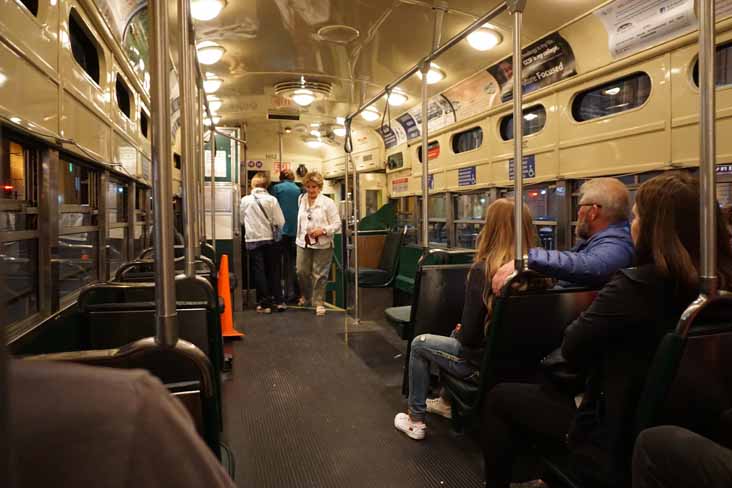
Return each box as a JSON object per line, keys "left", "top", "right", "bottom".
{"left": 239, "top": 188, "right": 286, "bottom": 243}
{"left": 295, "top": 193, "right": 341, "bottom": 249}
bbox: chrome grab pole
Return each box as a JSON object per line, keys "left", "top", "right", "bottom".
{"left": 198, "top": 88, "right": 207, "bottom": 245}
{"left": 699, "top": 0, "right": 718, "bottom": 296}
{"left": 179, "top": 0, "right": 196, "bottom": 277}
{"left": 509, "top": 0, "right": 526, "bottom": 270}
{"left": 190, "top": 51, "right": 201, "bottom": 260}
{"left": 150, "top": 0, "right": 178, "bottom": 346}
{"left": 351, "top": 151, "right": 360, "bottom": 323}
{"left": 210, "top": 128, "right": 217, "bottom": 256}
{"left": 344, "top": 123, "right": 353, "bottom": 319}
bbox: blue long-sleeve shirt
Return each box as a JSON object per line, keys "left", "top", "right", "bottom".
{"left": 528, "top": 221, "right": 634, "bottom": 287}
{"left": 272, "top": 180, "right": 302, "bottom": 237}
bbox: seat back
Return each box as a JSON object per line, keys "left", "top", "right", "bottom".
{"left": 377, "top": 226, "right": 406, "bottom": 276}
{"left": 410, "top": 263, "right": 473, "bottom": 338}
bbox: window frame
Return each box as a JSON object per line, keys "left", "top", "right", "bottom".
{"left": 68, "top": 8, "right": 103, "bottom": 87}
{"left": 115, "top": 73, "right": 133, "bottom": 119}
{"left": 690, "top": 40, "right": 732, "bottom": 91}
{"left": 450, "top": 126, "right": 484, "bottom": 155}
{"left": 498, "top": 104, "right": 548, "bottom": 141}
{"left": 416, "top": 140, "right": 440, "bottom": 163}
{"left": 570, "top": 72, "right": 652, "bottom": 124}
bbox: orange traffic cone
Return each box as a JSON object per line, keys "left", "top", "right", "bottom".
{"left": 218, "top": 254, "right": 244, "bottom": 338}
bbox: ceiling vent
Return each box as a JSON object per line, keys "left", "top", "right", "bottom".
{"left": 274, "top": 79, "right": 332, "bottom": 106}
{"left": 268, "top": 112, "right": 300, "bottom": 121}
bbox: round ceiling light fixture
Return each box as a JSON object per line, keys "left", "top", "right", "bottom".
{"left": 361, "top": 106, "right": 380, "bottom": 122}
{"left": 305, "top": 136, "right": 322, "bottom": 149}
{"left": 191, "top": 0, "right": 226, "bottom": 22}
{"left": 204, "top": 115, "right": 221, "bottom": 126}
{"left": 206, "top": 96, "right": 222, "bottom": 113}
{"left": 197, "top": 41, "right": 226, "bottom": 65}
{"left": 386, "top": 89, "right": 408, "bottom": 107}
{"left": 332, "top": 125, "right": 346, "bottom": 137}
{"left": 416, "top": 63, "right": 446, "bottom": 85}
{"left": 274, "top": 78, "right": 333, "bottom": 108}
{"left": 467, "top": 25, "right": 502, "bottom": 51}
{"left": 203, "top": 74, "right": 223, "bottom": 94}
{"left": 316, "top": 24, "right": 360, "bottom": 44}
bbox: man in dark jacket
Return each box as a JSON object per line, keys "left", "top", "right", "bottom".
{"left": 492, "top": 177, "right": 634, "bottom": 293}
{"left": 272, "top": 169, "right": 303, "bottom": 303}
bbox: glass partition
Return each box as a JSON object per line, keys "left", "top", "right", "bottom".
{"left": 427, "top": 194, "right": 448, "bottom": 246}
{"left": 107, "top": 179, "right": 129, "bottom": 275}
{"left": 454, "top": 192, "right": 490, "bottom": 249}
{"left": 503, "top": 183, "right": 560, "bottom": 250}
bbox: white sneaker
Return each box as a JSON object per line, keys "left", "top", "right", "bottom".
{"left": 394, "top": 412, "right": 426, "bottom": 440}
{"left": 426, "top": 397, "right": 452, "bottom": 419}
{"left": 315, "top": 305, "right": 326, "bottom": 316}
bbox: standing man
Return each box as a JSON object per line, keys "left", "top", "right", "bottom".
{"left": 273, "top": 169, "right": 303, "bottom": 304}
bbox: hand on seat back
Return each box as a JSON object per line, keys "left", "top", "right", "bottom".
{"left": 492, "top": 261, "right": 516, "bottom": 295}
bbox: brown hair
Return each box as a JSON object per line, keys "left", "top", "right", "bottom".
{"left": 474, "top": 198, "right": 537, "bottom": 307}
{"left": 251, "top": 172, "right": 269, "bottom": 189}
{"left": 280, "top": 169, "right": 294, "bottom": 181}
{"left": 634, "top": 171, "right": 732, "bottom": 292}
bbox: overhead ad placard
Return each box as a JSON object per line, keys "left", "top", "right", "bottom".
{"left": 378, "top": 122, "right": 407, "bottom": 149}
{"left": 443, "top": 71, "right": 501, "bottom": 122}
{"left": 488, "top": 33, "right": 576, "bottom": 103}
{"left": 396, "top": 96, "right": 455, "bottom": 141}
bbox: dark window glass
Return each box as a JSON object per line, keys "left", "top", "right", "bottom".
{"left": 499, "top": 105, "right": 547, "bottom": 140}
{"left": 116, "top": 75, "right": 132, "bottom": 118}
{"left": 18, "top": 0, "right": 38, "bottom": 16}
{"left": 140, "top": 110, "right": 149, "bottom": 138}
{"left": 1, "top": 140, "right": 37, "bottom": 202}
{"left": 452, "top": 127, "right": 483, "bottom": 153}
{"left": 174, "top": 153, "right": 182, "bottom": 170}
{"left": 108, "top": 226, "right": 128, "bottom": 276}
{"left": 1, "top": 239, "right": 38, "bottom": 327}
{"left": 692, "top": 41, "right": 732, "bottom": 87}
{"left": 134, "top": 224, "right": 146, "bottom": 257}
{"left": 69, "top": 9, "right": 100, "bottom": 84}
{"left": 387, "top": 152, "right": 404, "bottom": 170}
{"left": 107, "top": 180, "right": 128, "bottom": 223}
{"left": 572, "top": 73, "right": 651, "bottom": 122}
{"left": 417, "top": 141, "right": 440, "bottom": 163}
{"left": 428, "top": 222, "right": 448, "bottom": 246}
{"left": 54, "top": 232, "right": 97, "bottom": 300}
{"left": 455, "top": 223, "right": 481, "bottom": 249}
{"left": 60, "top": 161, "right": 97, "bottom": 207}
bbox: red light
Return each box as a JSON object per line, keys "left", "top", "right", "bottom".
{"left": 2, "top": 185, "right": 13, "bottom": 191}
{"left": 528, "top": 191, "right": 539, "bottom": 198}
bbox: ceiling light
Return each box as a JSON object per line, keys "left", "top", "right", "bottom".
{"left": 361, "top": 106, "right": 380, "bottom": 122}
{"left": 336, "top": 116, "right": 345, "bottom": 125}
{"left": 197, "top": 41, "right": 226, "bottom": 65}
{"left": 467, "top": 26, "right": 502, "bottom": 51}
{"left": 604, "top": 87, "right": 621, "bottom": 96}
{"left": 206, "top": 96, "right": 222, "bottom": 113}
{"left": 416, "top": 63, "right": 446, "bottom": 85}
{"left": 310, "top": 129, "right": 321, "bottom": 137}
{"left": 203, "top": 76, "right": 222, "bottom": 94}
{"left": 333, "top": 126, "right": 346, "bottom": 137}
{"left": 291, "top": 88, "right": 315, "bottom": 107}
{"left": 191, "top": 0, "right": 225, "bottom": 22}
{"left": 523, "top": 112, "right": 538, "bottom": 121}
{"left": 305, "top": 137, "right": 322, "bottom": 149}
{"left": 204, "top": 115, "right": 221, "bottom": 126}
{"left": 387, "top": 90, "right": 408, "bottom": 107}
{"left": 284, "top": 127, "right": 292, "bottom": 134}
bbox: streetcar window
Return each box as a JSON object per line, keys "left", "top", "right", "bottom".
{"left": 451, "top": 127, "right": 483, "bottom": 154}
{"left": 386, "top": 152, "right": 403, "bottom": 170}
{"left": 115, "top": 74, "right": 132, "bottom": 118}
{"left": 54, "top": 231, "right": 98, "bottom": 301}
{"left": 417, "top": 141, "right": 440, "bottom": 163}
{"left": 69, "top": 9, "right": 101, "bottom": 85}
{"left": 107, "top": 179, "right": 129, "bottom": 276}
{"left": 174, "top": 153, "right": 182, "bottom": 170}
{"left": 572, "top": 72, "right": 651, "bottom": 122}
{"left": 1, "top": 140, "right": 37, "bottom": 204}
{"left": 692, "top": 41, "right": 732, "bottom": 88}
{"left": 107, "top": 180, "right": 128, "bottom": 224}
{"left": 427, "top": 194, "right": 448, "bottom": 247}
{"left": 499, "top": 105, "right": 547, "bottom": 140}
{"left": 454, "top": 192, "right": 490, "bottom": 249}
{"left": 60, "top": 162, "right": 98, "bottom": 208}
{"left": 1, "top": 239, "right": 39, "bottom": 327}
{"left": 140, "top": 110, "right": 149, "bottom": 138}
{"left": 17, "top": 0, "right": 38, "bottom": 16}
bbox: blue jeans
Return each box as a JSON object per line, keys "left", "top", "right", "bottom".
{"left": 408, "top": 333, "right": 476, "bottom": 421}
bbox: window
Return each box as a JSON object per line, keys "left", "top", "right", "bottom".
{"left": 116, "top": 75, "right": 132, "bottom": 118}
{"left": 394, "top": 196, "right": 418, "bottom": 245}
{"left": 417, "top": 141, "right": 440, "bottom": 163}
{"left": 54, "top": 231, "right": 98, "bottom": 300}
{"left": 499, "top": 105, "right": 547, "bottom": 140}
{"left": 174, "top": 153, "right": 182, "bottom": 170}
{"left": 107, "top": 180, "right": 129, "bottom": 276}
{"left": 454, "top": 192, "right": 490, "bottom": 249}
{"left": 17, "top": 0, "right": 38, "bottom": 16}
{"left": 572, "top": 73, "right": 651, "bottom": 122}
{"left": 69, "top": 9, "right": 101, "bottom": 84}
{"left": 692, "top": 41, "right": 732, "bottom": 88}
{"left": 140, "top": 110, "right": 149, "bottom": 138}
{"left": 452, "top": 127, "right": 483, "bottom": 153}
{"left": 427, "top": 194, "right": 448, "bottom": 246}
{"left": 387, "top": 152, "right": 404, "bottom": 170}
{"left": 1, "top": 140, "right": 38, "bottom": 232}
{"left": 504, "top": 184, "right": 560, "bottom": 250}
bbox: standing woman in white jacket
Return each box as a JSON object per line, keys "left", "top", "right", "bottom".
{"left": 240, "top": 172, "right": 286, "bottom": 313}
{"left": 295, "top": 171, "right": 341, "bottom": 316}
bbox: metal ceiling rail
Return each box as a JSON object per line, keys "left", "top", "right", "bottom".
{"left": 343, "top": 1, "right": 508, "bottom": 125}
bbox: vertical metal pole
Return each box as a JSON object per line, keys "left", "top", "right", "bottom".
{"left": 150, "top": 0, "right": 178, "bottom": 346}
{"left": 510, "top": 1, "right": 526, "bottom": 270}
{"left": 179, "top": 0, "right": 196, "bottom": 278}
{"left": 700, "top": 0, "right": 718, "bottom": 295}
{"left": 351, "top": 152, "right": 360, "bottom": 322}
{"left": 278, "top": 130, "right": 284, "bottom": 168}
{"left": 190, "top": 52, "right": 201, "bottom": 259}
{"left": 210, "top": 128, "right": 217, "bottom": 257}
{"left": 198, "top": 89, "right": 207, "bottom": 245}
{"left": 343, "top": 124, "right": 352, "bottom": 318}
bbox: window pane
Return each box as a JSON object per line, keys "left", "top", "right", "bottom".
{"left": 18, "top": 0, "right": 39, "bottom": 16}
{"left": 452, "top": 127, "right": 483, "bottom": 153}
{"left": 107, "top": 180, "right": 128, "bottom": 223}
{"left": 1, "top": 239, "right": 38, "bottom": 327}
{"left": 693, "top": 41, "right": 732, "bottom": 88}
{"left": 69, "top": 9, "right": 101, "bottom": 84}
{"left": 456, "top": 223, "right": 481, "bottom": 249}
{"left": 60, "top": 161, "right": 97, "bottom": 206}
{"left": 428, "top": 222, "right": 448, "bottom": 246}
{"left": 134, "top": 224, "right": 146, "bottom": 257}
{"left": 572, "top": 73, "right": 651, "bottom": 122}
{"left": 500, "top": 105, "right": 547, "bottom": 140}
{"left": 54, "top": 232, "right": 97, "bottom": 299}
{"left": 428, "top": 194, "right": 447, "bottom": 219}
{"left": 108, "top": 226, "right": 128, "bottom": 276}
{"left": 2, "top": 141, "right": 37, "bottom": 202}
{"left": 387, "top": 152, "right": 404, "bottom": 170}
{"left": 116, "top": 75, "right": 132, "bottom": 118}
{"left": 454, "top": 193, "right": 488, "bottom": 221}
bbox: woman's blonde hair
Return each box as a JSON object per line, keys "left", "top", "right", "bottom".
{"left": 251, "top": 172, "right": 269, "bottom": 189}
{"left": 474, "top": 198, "right": 537, "bottom": 307}
{"left": 302, "top": 171, "right": 324, "bottom": 188}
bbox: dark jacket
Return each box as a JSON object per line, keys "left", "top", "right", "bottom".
{"left": 272, "top": 180, "right": 302, "bottom": 237}
{"left": 455, "top": 262, "right": 489, "bottom": 366}
{"left": 562, "top": 264, "right": 694, "bottom": 486}
{"left": 529, "top": 221, "right": 634, "bottom": 288}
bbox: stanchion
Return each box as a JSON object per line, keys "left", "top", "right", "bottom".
{"left": 218, "top": 254, "right": 244, "bottom": 338}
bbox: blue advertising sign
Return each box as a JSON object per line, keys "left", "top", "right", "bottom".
{"left": 396, "top": 113, "right": 420, "bottom": 140}
{"left": 378, "top": 124, "right": 398, "bottom": 149}
{"left": 508, "top": 154, "right": 536, "bottom": 180}
{"left": 458, "top": 166, "right": 477, "bottom": 186}
{"left": 717, "top": 164, "right": 732, "bottom": 174}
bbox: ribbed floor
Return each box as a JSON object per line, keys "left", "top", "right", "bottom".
{"left": 221, "top": 308, "right": 484, "bottom": 488}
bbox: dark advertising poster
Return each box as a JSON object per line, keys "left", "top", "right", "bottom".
{"left": 487, "top": 33, "right": 576, "bottom": 103}
{"left": 378, "top": 125, "right": 398, "bottom": 149}
{"left": 396, "top": 113, "right": 420, "bottom": 140}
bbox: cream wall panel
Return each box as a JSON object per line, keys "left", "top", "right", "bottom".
{"left": 0, "top": 39, "right": 59, "bottom": 133}
{"left": 354, "top": 148, "right": 382, "bottom": 172}
{"left": 0, "top": 0, "right": 59, "bottom": 77}
{"left": 445, "top": 160, "right": 491, "bottom": 191}
{"left": 443, "top": 119, "right": 491, "bottom": 171}
{"left": 62, "top": 91, "right": 110, "bottom": 160}
{"left": 559, "top": 12, "right": 612, "bottom": 76}
{"left": 558, "top": 56, "right": 670, "bottom": 178}
{"left": 491, "top": 148, "right": 559, "bottom": 188}
{"left": 409, "top": 137, "right": 442, "bottom": 178}
{"left": 323, "top": 155, "right": 345, "bottom": 178}
{"left": 112, "top": 130, "right": 139, "bottom": 178}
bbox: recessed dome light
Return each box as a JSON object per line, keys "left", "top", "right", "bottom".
{"left": 203, "top": 75, "right": 222, "bottom": 94}
{"left": 291, "top": 89, "right": 315, "bottom": 107}
{"left": 206, "top": 96, "right": 222, "bottom": 112}
{"left": 204, "top": 115, "right": 221, "bottom": 126}
{"left": 361, "top": 106, "right": 380, "bottom": 122}
{"left": 310, "top": 129, "right": 321, "bottom": 137}
{"left": 305, "top": 137, "right": 322, "bottom": 149}
{"left": 387, "top": 90, "right": 408, "bottom": 106}
{"left": 191, "top": 0, "right": 225, "bottom": 22}
{"left": 336, "top": 116, "right": 345, "bottom": 125}
{"left": 333, "top": 125, "right": 346, "bottom": 137}
{"left": 416, "top": 63, "right": 446, "bottom": 85}
{"left": 467, "top": 26, "right": 502, "bottom": 51}
{"left": 197, "top": 41, "right": 226, "bottom": 65}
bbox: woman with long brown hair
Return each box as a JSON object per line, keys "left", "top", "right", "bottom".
{"left": 479, "top": 172, "right": 732, "bottom": 488}
{"left": 394, "top": 198, "right": 544, "bottom": 440}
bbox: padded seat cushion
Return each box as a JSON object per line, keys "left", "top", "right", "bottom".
{"left": 385, "top": 306, "right": 411, "bottom": 324}
{"left": 348, "top": 267, "right": 391, "bottom": 287}
{"left": 441, "top": 372, "right": 479, "bottom": 407}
